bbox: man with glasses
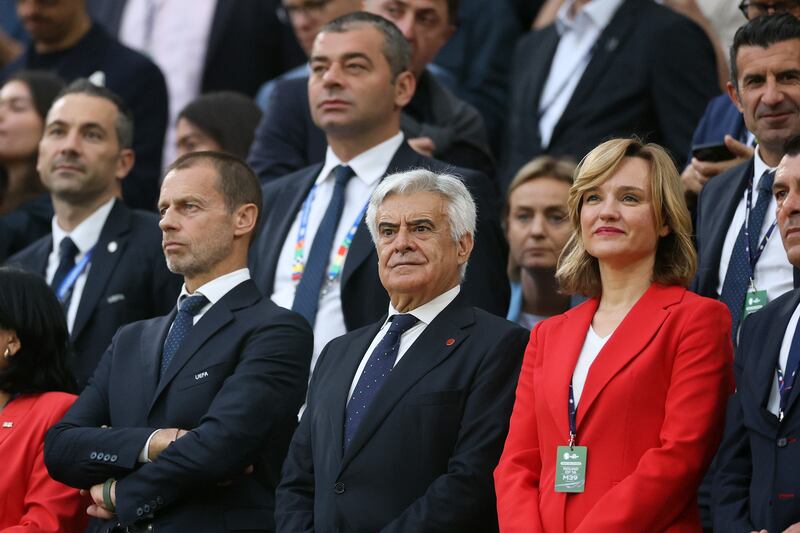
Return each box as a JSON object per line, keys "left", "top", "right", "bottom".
{"left": 683, "top": 0, "right": 800, "bottom": 204}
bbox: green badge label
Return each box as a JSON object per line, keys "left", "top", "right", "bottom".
{"left": 743, "top": 289, "right": 768, "bottom": 319}
{"left": 555, "top": 445, "right": 587, "bottom": 493}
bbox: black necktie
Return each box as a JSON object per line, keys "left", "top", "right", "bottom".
{"left": 720, "top": 169, "right": 775, "bottom": 338}
{"left": 160, "top": 294, "right": 208, "bottom": 378}
{"left": 292, "top": 165, "right": 355, "bottom": 326}
{"left": 343, "top": 314, "right": 419, "bottom": 450}
{"left": 51, "top": 237, "right": 79, "bottom": 307}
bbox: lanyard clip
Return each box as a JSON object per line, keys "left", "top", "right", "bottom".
{"left": 568, "top": 431, "right": 576, "bottom": 450}
{"left": 779, "top": 410, "right": 785, "bottom": 423}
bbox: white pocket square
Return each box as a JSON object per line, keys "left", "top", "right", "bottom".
{"left": 106, "top": 294, "right": 125, "bottom": 304}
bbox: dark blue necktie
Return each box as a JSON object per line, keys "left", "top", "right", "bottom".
{"left": 344, "top": 313, "right": 419, "bottom": 450}
{"left": 720, "top": 169, "right": 775, "bottom": 338}
{"left": 161, "top": 294, "right": 208, "bottom": 378}
{"left": 292, "top": 165, "right": 355, "bottom": 326}
{"left": 51, "top": 237, "right": 79, "bottom": 307}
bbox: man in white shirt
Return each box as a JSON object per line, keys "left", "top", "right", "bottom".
{"left": 250, "top": 11, "right": 508, "bottom": 372}
{"left": 7, "top": 79, "right": 180, "bottom": 388}
{"left": 44, "top": 151, "right": 314, "bottom": 531}
{"left": 276, "top": 168, "right": 528, "bottom": 532}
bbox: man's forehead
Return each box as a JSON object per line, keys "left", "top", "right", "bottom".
{"left": 377, "top": 191, "right": 448, "bottom": 218}
{"left": 777, "top": 154, "right": 800, "bottom": 182}
{"left": 46, "top": 93, "right": 118, "bottom": 126}
{"left": 736, "top": 39, "right": 800, "bottom": 70}
{"left": 312, "top": 26, "right": 384, "bottom": 58}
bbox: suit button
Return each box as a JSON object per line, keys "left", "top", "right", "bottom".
{"left": 150, "top": 500, "right": 158, "bottom": 509}
{"left": 778, "top": 437, "right": 788, "bottom": 448}
{"left": 103, "top": 454, "right": 111, "bottom": 461}
{"left": 90, "top": 452, "right": 97, "bottom": 459}
{"left": 143, "top": 504, "right": 150, "bottom": 513}
{"left": 136, "top": 507, "right": 144, "bottom": 517}
{"left": 156, "top": 496, "right": 164, "bottom": 505}
{"left": 333, "top": 482, "right": 345, "bottom": 494}
{"left": 111, "top": 455, "right": 118, "bottom": 462}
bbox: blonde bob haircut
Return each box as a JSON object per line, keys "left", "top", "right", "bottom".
{"left": 556, "top": 138, "right": 696, "bottom": 297}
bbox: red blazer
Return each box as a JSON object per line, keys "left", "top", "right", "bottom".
{"left": 494, "top": 284, "right": 734, "bottom": 532}
{"left": 0, "top": 392, "right": 88, "bottom": 532}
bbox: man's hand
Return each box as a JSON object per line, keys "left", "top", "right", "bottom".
{"left": 408, "top": 136, "right": 436, "bottom": 157}
{"left": 783, "top": 523, "right": 800, "bottom": 533}
{"left": 147, "top": 428, "right": 188, "bottom": 461}
{"left": 682, "top": 135, "right": 754, "bottom": 198}
{"left": 83, "top": 480, "right": 116, "bottom": 519}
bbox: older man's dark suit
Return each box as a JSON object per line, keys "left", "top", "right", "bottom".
{"left": 276, "top": 295, "right": 528, "bottom": 532}
{"left": 250, "top": 142, "right": 509, "bottom": 327}
{"left": 45, "top": 279, "right": 313, "bottom": 532}
{"left": 6, "top": 200, "right": 181, "bottom": 388}
{"left": 693, "top": 160, "right": 800, "bottom": 298}
{"left": 500, "top": 0, "right": 718, "bottom": 187}
{"left": 713, "top": 289, "right": 800, "bottom": 531}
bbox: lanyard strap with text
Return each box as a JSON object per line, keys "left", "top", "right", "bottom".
{"left": 775, "top": 364, "right": 800, "bottom": 422}
{"left": 291, "top": 184, "right": 368, "bottom": 285}
{"left": 743, "top": 180, "right": 777, "bottom": 279}
{"left": 568, "top": 383, "right": 578, "bottom": 448}
{"left": 56, "top": 247, "right": 94, "bottom": 302}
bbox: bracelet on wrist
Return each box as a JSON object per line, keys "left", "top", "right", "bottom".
{"left": 102, "top": 478, "right": 116, "bottom": 512}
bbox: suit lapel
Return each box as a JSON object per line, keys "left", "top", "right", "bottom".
{"left": 551, "top": 0, "right": 635, "bottom": 143}
{"left": 542, "top": 299, "right": 598, "bottom": 443}
{"left": 147, "top": 281, "right": 259, "bottom": 414}
{"left": 525, "top": 27, "right": 559, "bottom": 150}
{"left": 139, "top": 313, "right": 174, "bottom": 416}
{"left": 576, "top": 285, "right": 679, "bottom": 429}
{"left": 72, "top": 201, "right": 129, "bottom": 341}
{"left": 705, "top": 161, "right": 752, "bottom": 283}
{"left": 258, "top": 168, "right": 319, "bottom": 294}
{"left": 340, "top": 302, "right": 475, "bottom": 471}
{"left": 762, "top": 292, "right": 800, "bottom": 424}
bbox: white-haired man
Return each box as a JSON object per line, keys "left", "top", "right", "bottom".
{"left": 276, "top": 169, "right": 528, "bottom": 532}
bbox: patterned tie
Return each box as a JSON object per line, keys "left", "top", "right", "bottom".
{"left": 720, "top": 169, "right": 775, "bottom": 338}
{"left": 292, "top": 165, "right": 355, "bottom": 326}
{"left": 343, "top": 313, "right": 419, "bottom": 450}
{"left": 50, "top": 237, "right": 80, "bottom": 308}
{"left": 160, "top": 294, "right": 208, "bottom": 378}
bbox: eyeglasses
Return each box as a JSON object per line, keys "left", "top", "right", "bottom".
{"left": 738, "top": 0, "right": 800, "bottom": 18}
{"left": 276, "top": 0, "right": 333, "bottom": 23}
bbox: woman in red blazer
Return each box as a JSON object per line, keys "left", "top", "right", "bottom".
{"left": 0, "top": 268, "right": 88, "bottom": 532}
{"left": 494, "top": 138, "right": 734, "bottom": 532}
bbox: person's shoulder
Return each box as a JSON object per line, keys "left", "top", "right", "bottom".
{"left": 471, "top": 306, "right": 527, "bottom": 334}
{"left": 34, "top": 391, "right": 77, "bottom": 412}
{"left": 6, "top": 232, "right": 50, "bottom": 265}
{"left": 271, "top": 75, "right": 309, "bottom": 102}
{"left": 700, "top": 159, "right": 751, "bottom": 200}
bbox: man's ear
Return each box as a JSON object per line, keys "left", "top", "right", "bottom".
{"left": 726, "top": 80, "right": 744, "bottom": 114}
{"left": 116, "top": 149, "right": 135, "bottom": 180}
{"left": 394, "top": 71, "right": 416, "bottom": 109}
{"left": 232, "top": 203, "right": 259, "bottom": 239}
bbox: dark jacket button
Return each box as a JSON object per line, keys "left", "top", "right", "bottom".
{"left": 333, "top": 482, "right": 345, "bottom": 494}
{"left": 778, "top": 437, "right": 788, "bottom": 448}
{"left": 136, "top": 507, "right": 144, "bottom": 516}
{"left": 110, "top": 455, "right": 118, "bottom": 462}
{"left": 90, "top": 452, "right": 97, "bottom": 459}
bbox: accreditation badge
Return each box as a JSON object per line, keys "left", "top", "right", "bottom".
{"left": 743, "top": 289, "right": 768, "bottom": 319}
{"left": 555, "top": 445, "right": 587, "bottom": 493}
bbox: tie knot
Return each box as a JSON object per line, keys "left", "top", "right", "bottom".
{"left": 758, "top": 169, "right": 775, "bottom": 193}
{"left": 333, "top": 165, "right": 355, "bottom": 187}
{"left": 388, "top": 313, "right": 419, "bottom": 335}
{"left": 58, "top": 236, "right": 79, "bottom": 260}
{"left": 178, "top": 294, "right": 208, "bottom": 316}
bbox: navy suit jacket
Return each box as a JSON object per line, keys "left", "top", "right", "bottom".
{"left": 500, "top": 0, "right": 718, "bottom": 188}
{"left": 44, "top": 279, "right": 313, "bottom": 531}
{"left": 714, "top": 289, "right": 800, "bottom": 531}
{"left": 275, "top": 296, "right": 528, "bottom": 532}
{"left": 6, "top": 200, "right": 182, "bottom": 388}
{"left": 686, "top": 93, "right": 747, "bottom": 166}
{"left": 693, "top": 160, "right": 800, "bottom": 299}
{"left": 86, "top": 0, "right": 304, "bottom": 98}
{"left": 249, "top": 141, "right": 509, "bottom": 329}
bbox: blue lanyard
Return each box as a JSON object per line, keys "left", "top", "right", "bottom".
{"left": 742, "top": 180, "right": 777, "bottom": 280}
{"left": 56, "top": 247, "right": 94, "bottom": 302}
{"left": 568, "top": 383, "right": 578, "bottom": 448}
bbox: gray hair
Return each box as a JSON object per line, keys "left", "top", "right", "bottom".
{"left": 366, "top": 169, "right": 476, "bottom": 278}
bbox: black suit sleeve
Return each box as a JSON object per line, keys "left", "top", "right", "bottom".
{"left": 379, "top": 325, "right": 527, "bottom": 532}
{"left": 712, "top": 316, "right": 758, "bottom": 531}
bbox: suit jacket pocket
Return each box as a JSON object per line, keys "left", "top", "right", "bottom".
{"left": 176, "top": 362, "right": 228, "bottom": 391}
{"left": 410, "top": 390, "right": 463, "bottom": 406}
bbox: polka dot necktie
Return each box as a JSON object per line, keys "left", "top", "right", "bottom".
{"left": 343, "top": 313, "right": 419, "bottom": 450}
{"left": 720, "top": 169, "right": 775, "bottom": 339}
{"left": 160, "top": 294, "right": 208, "bottom": 379}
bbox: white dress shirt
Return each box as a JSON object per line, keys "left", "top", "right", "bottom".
{"left": 271, "top": 132, "right": 405, "bottom": 372}
{"left": 139, "top": 267, "right": 251, "bottom": 463}
{"left": 538, "top": 0, "right": 624, "bottom": 148}
{"left": 47, "top": 198, "right": 116, "bottom": 332}
{"left": 768, "top": 302, "right": 800, "bottom": 416}
{"left": 347, "top": 285, "right": 461, "bottom": 403}
{"left": 716, "top": 147, "right": 794, "bottom": 306}
{"left": 119, "top": 0, "right": 218, "bottom": 167}
{"left": 572, "top": 325, "right": 610, "bottom": 406}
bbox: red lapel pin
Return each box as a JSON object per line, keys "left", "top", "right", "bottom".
{"left": 446, "top": 338, "right": 455, "bottom": 346}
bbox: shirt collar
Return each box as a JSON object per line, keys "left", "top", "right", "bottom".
{"left": 753, "top": 145, "right": 776, "bottom": 187}
{"left": 317, "top": 131, "right": 405, "bottom": 187}
{"left": 51, "top": 197, "right": 116, "bottom": 254}
{"left": 385, "top": 285, "right": 461, "bottom": 327}
{"left": 556, "top": 0, "right": 623, "bottom": 34}
{"left": 177, "top": 268, "right": 251, "bottom": 307}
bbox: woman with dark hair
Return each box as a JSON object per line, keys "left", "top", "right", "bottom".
{"left": 0, "top": 267, "right": 87, "bottom": 531}
{"left": 495, "top": 139, "right": 733, "bottom": 531}
{"left": 0, "top": 70, "right": 65, "bottom": 262}
{"left": 174, "top": 91, "right": 262, "bottom": 160}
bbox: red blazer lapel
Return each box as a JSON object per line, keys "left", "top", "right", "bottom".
{"left": 576, "top": 284, "right": 684, "bottom": 429}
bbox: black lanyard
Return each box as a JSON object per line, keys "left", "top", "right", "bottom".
{"left": 568, "top": 383, "right": 578, "bottom": 448}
